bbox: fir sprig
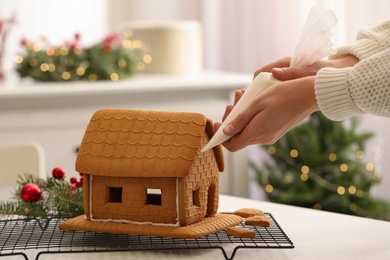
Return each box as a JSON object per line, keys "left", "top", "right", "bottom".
{"left": 15, "top": 32, "right": 145, "bottom": 82}
{"left": 0, "top": 172, "right": 84, "bottom": 219}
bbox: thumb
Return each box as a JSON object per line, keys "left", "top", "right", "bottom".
{"left": 272, "top": 67, "right": 314, "bottom": 80}
{"left": 222, "top": 113, "right": 251, "bottom": 137}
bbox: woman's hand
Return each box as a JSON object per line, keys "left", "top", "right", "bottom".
{"left": 215, "top": 76, "right": 319, "bottom": 152}
{"left": 254, "top": 55, "right": 359, "bottom": 80}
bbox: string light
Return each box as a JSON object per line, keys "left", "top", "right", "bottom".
{"left": 48, "top": 64, "right": 56, "bottom": 72}
{"left": 313, "top": 203, "right": 322, "bottom": 210}
{"left": 122, "top": 39, "right": 132, "bottom": 48}
{"left": 32, "top": 43, "right": 42, "bottom": 52}
{"left": 356, "top": 150, "right": 364, "bottom": 159}
{"left": 132, "top": 40, "right": 143, "bottom": 48}
{"left": 14, "top": 55, "right": 23, "bottom": 64}
{"left": 300, "top": 173, "right": 308, "bottom": 181}
{"left": 340, "top": 163, "right": 348, "bottom": 172}
{"left": 301, "top": 165, "right": 309, "bottom": 174}
{"left": 61, "top": 72, "right": 71, "bottom": 80}
{"left": 337, "top": 186, "right": 345, "bottom": 195}
{"left": 29, "top": 58, "right": 38, "bottom": 67}
{"left": 46, "top": 47, "right": 56, "bottom": 56}
{"left": 267, "top": 146, "right": 276, "bottom": 155}
{"left": 59, "top": 48, "right": 69, "bottom": 56}
{"left": 88, "top": 74, "right": 97, "bottom": 81}
{"left": 265, "top": 184, "right": 273, "bottom": 193}
{"left": 110, "top": 73, "right": 119, "bottom": 81}
{"left": 349, "top": 203, "right": 358, "bottom": 211}
{"left": 117, "top": 59, "right": 127, "bottom": 68}
{"left": 283, "top": 175, "right": 292, "bottom": 184}
{"left": 328, "top": 153, "right": 337, "bottom": 161}
{"left": 290, "top": 149, "right": 298, "bottom": 158}
{"left": 137, "top": 62, "right": 145, "bottom": 71}
{"left": 365, "top": 163, "right": 374, "bottom": 171}
{"left": 143, "top": 54, "right": 152, "bottom": 64}
{"left": 356, "top": 190, "right": 364, "bottom": 197}
{"left": 40, "top": 63, "right": 49, "bottom": 72}
{"left": 348, "top": 186, "right": 357, "bottom": 194}
{"left": 124, "top": 28, "right": 133, "bottom": 38}
{"left": 76, "top": 67, "right": 85, "bottom": 76}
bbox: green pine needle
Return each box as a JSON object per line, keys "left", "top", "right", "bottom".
{"left": 0, "top": 173, "right": 84, "bottom": 219}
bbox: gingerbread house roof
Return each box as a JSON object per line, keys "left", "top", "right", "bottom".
{"left": 76, "top": 109, "right": 224, "bottom": 177}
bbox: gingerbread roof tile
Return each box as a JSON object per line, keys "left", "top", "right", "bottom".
{"left": 76, "top": 109, "right": 223, "bottom": 177}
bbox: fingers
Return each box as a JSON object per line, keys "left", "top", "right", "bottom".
{"left": 272, "top": 66, "right": 317, "bottom": 81}
{"left": 234, "top": 89, "right": 245, "bottom": 106}
{"left": 222, "top": 99, "right": 259, "bottom": 138}
{"left": 221, "top": 89, "right": 245, "bottom": 122}
{"left": 222, "top": 104, "right": 234, "bottom": 122}
{"left": 253, "top": 57, "right": 291, "bottom": 79}
{"left": 214, "top": 121, "right": 222, "bottom": 132}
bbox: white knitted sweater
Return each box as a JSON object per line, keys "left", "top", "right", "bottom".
{"left": 315, "top": 21, "right": 390, "bottom": 121}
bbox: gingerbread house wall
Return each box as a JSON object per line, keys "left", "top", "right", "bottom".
{"left": 178, "top": 133, "right": 220, "bottom": 226}
{"left": 89, "top": 176, "right": 178, "bottom": 224}
{"left": 82, "top": 125, "right": 223, "bottom": 227}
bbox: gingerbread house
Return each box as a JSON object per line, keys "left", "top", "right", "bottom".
{"left": 75, "top": 108, "right": 226, "bottom": 227}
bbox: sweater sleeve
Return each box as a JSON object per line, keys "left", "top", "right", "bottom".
{"left": 315, "top": 48, "right": 390, "bottom": 121}
{"left": 329, "top": 20, "right": 390, "bottom": 60}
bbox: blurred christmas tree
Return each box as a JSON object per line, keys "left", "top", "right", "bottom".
{"left": 252, "top": 112, "right": 390, "bottom": 221}
{"left": 15, "top": 30, "right": 148, "bottom": 82}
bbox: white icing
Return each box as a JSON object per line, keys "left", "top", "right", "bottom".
{"left": 89, "top": 175, "right": 180, "bottom": 227}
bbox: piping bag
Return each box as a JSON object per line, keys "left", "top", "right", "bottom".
{"left": 201, "top": 7, "right": 337, "bottom": 153}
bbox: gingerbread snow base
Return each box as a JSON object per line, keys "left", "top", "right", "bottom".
{"left": 59, "top": 213, "right": 242, "bottom": 239}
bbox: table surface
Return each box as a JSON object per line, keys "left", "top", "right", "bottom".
{"left": 6, "top": 194, "right": 389, "bottom": 260}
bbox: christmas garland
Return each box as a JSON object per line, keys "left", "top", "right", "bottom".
{"left": 15, "top": 31, "right": 146, "bottom": 82}
{"left": 0, "top": 167, "right": 84, "bottom": 219}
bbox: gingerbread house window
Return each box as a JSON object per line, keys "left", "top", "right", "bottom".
{"left": 146, "top": 188, "right": 162, "bottom": 205}
{"left": 193, "top": 189, "right": 201, "bottom": 207}
{"left": 109, "top": 187, "right": 123, "bottom": 203}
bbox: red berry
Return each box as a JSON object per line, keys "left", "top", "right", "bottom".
{"left": 52, "top": 167, "right": 65, "bottom": 180}
{"left": 76, "top": 181, "right": 83, "bottom": 188}
{"left": 79, "top": 172, "right": 84, "bottom": 176}
{"left": 21, "top": 183, "right": 42, "bottom": 203}
{"left": 70, "top": 177, "right": 77, "bottom": 184}
{"left": 20, "top": 38, "right": 28, "bottom": 46}
{"left": 68, "top": 184, "right": 75, "bottom": 190}
{"left": 104, "top": 33, "right": 117, "bottom": 43}
{"left": 69, "top": 42, "right": 77, "bottom": 51}
{"left": 74, "top": 33, "right": 81, "bottom": 41}
{"left": 102, "top": 43, "right": 111, "bottom": 53}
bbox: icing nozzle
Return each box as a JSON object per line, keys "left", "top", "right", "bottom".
{"left": 201, "top": 72, "right": 279, "bottom": 153}
{"left": 201, "top": 131, "right": 231, "bottom": 153}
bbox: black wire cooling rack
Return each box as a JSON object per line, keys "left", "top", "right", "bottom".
{"left": 0, "top": 213, "right": 294, "bottom": 260}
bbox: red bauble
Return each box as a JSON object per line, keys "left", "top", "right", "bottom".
{"left": 21, "top": 183, "right": 42, "bottom": 203}
{"left": 52, "top": 167, "right": 65, "bottom": 180}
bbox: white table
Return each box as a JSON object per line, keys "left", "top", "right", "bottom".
{"left": 9, "top": 194, "right": 390, "bottom": 260}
